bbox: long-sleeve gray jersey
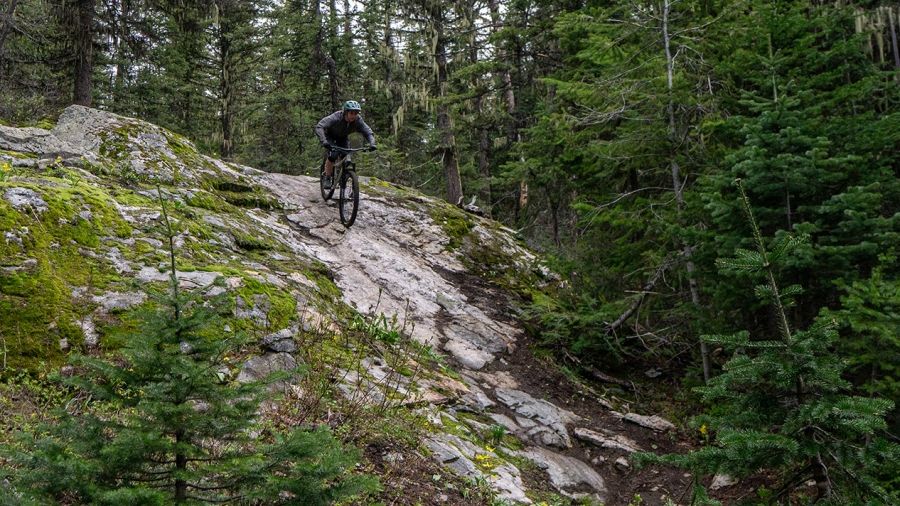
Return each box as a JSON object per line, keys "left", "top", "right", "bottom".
{"left": 314, "top": 110, "right": 375, "bottom": 146}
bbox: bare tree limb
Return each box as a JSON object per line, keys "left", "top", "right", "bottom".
{"left": 603, "top": 253, "right": 678, "bottom": 336}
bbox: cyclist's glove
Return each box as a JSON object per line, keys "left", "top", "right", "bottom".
{"left": 322, "top": 142, "right": 332, "bottom": 150}
{"left": 368, "top": 145, "right": 377, "bottom": 152}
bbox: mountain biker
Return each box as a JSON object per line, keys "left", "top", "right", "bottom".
{"left": 314, "top": 100, "right": 377, "bottom": 189}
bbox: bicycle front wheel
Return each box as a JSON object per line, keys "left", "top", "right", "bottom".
{"left": 320, "top": 158, "right": 336, "bottom": 201}
{"left": 338, "top": 170, "right": 359, "bottom": 227}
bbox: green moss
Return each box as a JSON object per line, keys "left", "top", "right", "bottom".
{"left": 197, "top": 176, "right": 281, "bottom": 210}
{"left": 165, "top": 131, "right": 217, "bottom": 174}
{"left": 429, "top": 204, "right": 475, "bottom": 250}
{"left": 0, "top": 200, "right": 17, "bottom": 232}
{"left": 306, "top": 266, "right": 341, "bottom": 301}
{"left": 166, "top": 132, "right": 197, "bottom": 158}
{"left": 0, "top": 174, "right": 142, "bottom": 372}
{"left": 212, "top": 181, "right": 253, "bottom": 193}
{"left": 112, "top": 189, "right": 155, "bottom": 207}
{"left": 439, "top": 413, "right": 467, "bottom": 436}
{"left": 218, "top": 191, "right": 281, "bottom": 210}
{"left": 0, "top": 258, "right": 87, "bottom": 372}
{"left": 234, "top": 276, "right": 298, "bottom": 330}
{"left": 98, "top": 127, "right": 132, "bottom": 161}
{"left": 186, "top": 191, "right": 229, "bottom": 212}
{"left": 233, "top": 231, "right": 274, "bottom": 251}
{"left": 0, "top": 149, "right": 37, "bottom": 159}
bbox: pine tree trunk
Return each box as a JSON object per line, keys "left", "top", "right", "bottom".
{"left": 327, "top": 0, "right": 340, "bottom": 108}
{"left": 73, "top": 0, "right": 95, "bottom": 106}
{"left": 468, "top": 0, "right": 491, "bottom": 215}
{"left": 383, "top": 0, "right": 396, "bottom": 117}
{"left": 113, "top": 0, "right": 129, "bottom": 106}
{"left": 312, "top": 0, "right": 339, "bottom": 109}
{"left": 343, "top": 0, "right": 351, "bottom": 44}
{"left": 0, "top": 0, "right": 20, "bottom": 59}
{"left": 429, "top": 2, "right": 463, "bottom": 205}
{"left": 663, "top": 0, "right": 710, "bottom": 383}
{"left": 489, "top": 0, "right": 527, "bottom": 214}
{"left": 175, "top": 428, "right": 187, "bottom": 501}
{"left": 218, "top": 0, "right": 235, "bottom": 160}
{"left": 889, "top": 7, "right": 900, "bottom": 69}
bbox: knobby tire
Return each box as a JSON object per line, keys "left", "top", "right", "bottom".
{"left": 320, "top": 159, "right": 336, "bottom": 201}
{"left": 339, "top": 169, "right": 359, "bottom": 227}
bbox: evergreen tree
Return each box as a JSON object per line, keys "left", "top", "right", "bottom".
{"left": 507, "top": 0, "right": 720, "bottom": 373}
{"left": 826, "top": 263, "right": 900, "bottom": 431}
{"left": 642, "top": 180, "right": 899, "bottom": 504}
{"left": 1, "top": 194, "right": 377, "bottom": 504}
{"left": 699, "top": 0, "right": 900, "bottom": 329}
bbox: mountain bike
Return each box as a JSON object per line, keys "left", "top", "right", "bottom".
{"left": 319, "top": 145, "right": 373, "bottom": 227}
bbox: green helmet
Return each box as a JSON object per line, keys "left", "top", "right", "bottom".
{"left": 342, "top": 100, "right": 362, "bottom": 112}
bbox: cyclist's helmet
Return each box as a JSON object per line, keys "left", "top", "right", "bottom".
{"left": 342, "top": 100, "right": 362, "bottom": 112}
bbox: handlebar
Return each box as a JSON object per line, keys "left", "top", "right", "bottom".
{"left": 328, "top": 146, "right": 374, "bottom": 153}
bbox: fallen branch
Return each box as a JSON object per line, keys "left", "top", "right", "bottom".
{"left": 587, "top": 366, "right": 634, "bottom": 391}
{"left": 563, "top": 350, "right": 634, "bottom": 390}
{"left": 604, "top": 253, "right": 678, "bottom": 336}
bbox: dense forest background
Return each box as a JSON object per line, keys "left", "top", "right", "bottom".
{"left": 1, "top": 0, "right": 898, "bottom": 500}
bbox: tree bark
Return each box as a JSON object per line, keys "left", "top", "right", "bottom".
{"left": 217, "top": 0, "right": 235, "bottom": 159}
{"left": 327, "top": 0, "right": 340, "bottom": 108}
{"left": 468, "top": 0, "right": 492, "bottom": 215}
{"left": 663, "top": 0, "right": 710, "bottom": 383}
{"left": 428, "top": 1, "right": 463, "bottom": 205}
{"left": 343, "top": 0, "right": 351, "bottom": 44}
{"left": 0, "top": 0, "right": 20, "bottom": 58}
{"left": 312, "top": 0, "right": 339, "bottom": 110}
{"left": 888, "top": 6, "right": 900, "bottom": 69}
{"left": 489, "top": 0, "right": 528, "bottom": 213}
{"left": 73, "top": 0, "right": 95, "bottom": 106}
{"left": 112, "top": 0, "right": 129, "bottom": 106}
{"left": 175, "top": 428, "right": 187, "bottom": 502}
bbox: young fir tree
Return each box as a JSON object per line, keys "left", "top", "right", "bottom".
{"left": 641, "top": 180, "right": 899, "bottom": 504}
{"left": 826, "top": 263, "right": 900, "bottom": 434}
{"left": 1, "top": 193, "right": 377, "bottom": 505}
{"left": 699, "top": 0, "right": 900, "bottom": 334}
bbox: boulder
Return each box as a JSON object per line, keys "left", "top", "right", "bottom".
{"left": 236, "top": 352, "right": 299, "bottom": 385}
{"left": 425, "top": 434, "right": 531, "bottom": 504}
{"left": 574, "top": 427, "right": 643, "bottom": 453}
{"left": 516, "top": 446, "right": 606, "bottom": 501}
{"left": 260, "top": 327, "right": 297, "bottom": 353}
{"left": 621, "top": 412, "right": 676, "bottom": 432}
{"left": 494, "top": 388, "right": 580, "bottom": 448}
{"left": 4, "top": 188, "right": 48, "bottom": 214}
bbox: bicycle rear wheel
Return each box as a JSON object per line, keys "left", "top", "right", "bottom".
{"left": 338, "top": 169, "right": 359, "bottom": 227}
{"left": 320, "top": 158, "right": 336, "bottom": 201}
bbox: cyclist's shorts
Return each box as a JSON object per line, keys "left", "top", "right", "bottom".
{"left": 326, "top": 138, "right": 350, "bottom": 162}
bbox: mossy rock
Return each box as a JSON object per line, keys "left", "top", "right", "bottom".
{"left": 0, "top": 174, "right": 138, "bottom": 371}
{"left": 0, "top": 149, "right": 38, "bottom": 160}
{"left": 232, "top": 231, "right": 275, "bottom": 251}
{"left": 429, "top": 204, "right": 475, "bottom": 250}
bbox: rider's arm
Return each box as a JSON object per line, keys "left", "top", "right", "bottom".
{"left": 356, "top": 115, "right": 376, "bottom": 146}
{"left": 314, "top": 112, "right": 339, "bottom": 145}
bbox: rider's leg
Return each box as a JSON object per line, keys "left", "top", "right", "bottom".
{"left": 324, "top": 138, "right": 347, "bottom": 177}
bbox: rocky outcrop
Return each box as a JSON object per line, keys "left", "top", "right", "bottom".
{"left": 1, "top": 107, "right": 684, "bottom": 505}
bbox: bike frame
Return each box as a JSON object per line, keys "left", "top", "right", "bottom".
{"left": 321, "top": 145, "right": 372, "bottom": 227}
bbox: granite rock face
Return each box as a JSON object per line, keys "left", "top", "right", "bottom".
{"left": 1, "top": 106, "right": 683, "bottom": 504}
